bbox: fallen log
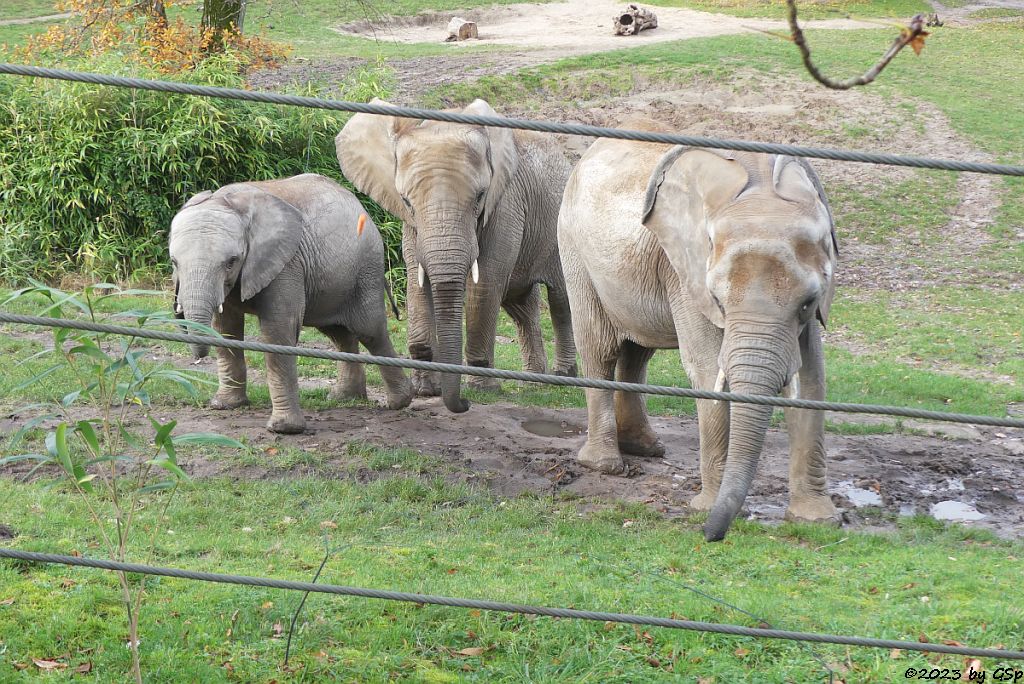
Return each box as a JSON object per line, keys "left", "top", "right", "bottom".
{"left": 614, "top": 4, "right": 658, "bottom": 36}
{"left": 446, "top": 17, "right": 478, "bottom": 42}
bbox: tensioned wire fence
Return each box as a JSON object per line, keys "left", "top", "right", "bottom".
{"left": 1, "top": 63, "right": 1023, "bottom": 667}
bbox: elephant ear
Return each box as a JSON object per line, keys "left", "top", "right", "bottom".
{"left": 463, "top": 99, "right": 518, "bottom": 227}
{"left": 642, "top": 146, "right": 748, "bottom": 329}
{"left": 774, "top": 156, "right": 838, "bottom": 327}
{"left": 224, "top": 187, "right": 304, "bottom": 302}
{"left": 182, "top": 190, "right": 214, "bottom": 209}
{"left": 335, "top": 98, "right": 413, "bottom": 223}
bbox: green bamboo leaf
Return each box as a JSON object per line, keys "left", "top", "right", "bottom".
{"left": 75, "top": 420, "right": 102, "bottom": 458}
{"left": 138, "top": 481, "right": 176, "bottom": 494}
{"left": 147, "top": 457, "right": 189, "bottom": 482}
{"left": 14, "top": 364, "right": 63, "bottom": 391}
{"left": 0, "top": 453, "right": 52, "bottom": 466}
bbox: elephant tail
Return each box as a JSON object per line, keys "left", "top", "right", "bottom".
{"left": 385, "top": 275, "right": 402, "bottom": 321}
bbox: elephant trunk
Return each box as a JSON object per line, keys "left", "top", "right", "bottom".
{"left": 421, "top": 228, "right": 473, "bottom": 414}
{"left": 177, "top": 266, "right": 222, "bottom": 359}
{"left": 704, "top": 322, "right": 793, "bottom": 542}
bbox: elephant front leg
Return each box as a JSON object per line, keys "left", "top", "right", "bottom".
{"left": 320, "top": 325, "right": 367, "bottom": 402}
{"left": 783, "top": 321, "right": 838, "bottom": 524}
{"left": 210, "top": 302, "right": 249, "bottom": 410}
{"left": 614, "top": 340, "right": 663, "bottom": 457}
{"left": 464, "top": 278, "right": 503, "bottom": 393}
{"left": 358, "top": 325, "right": 414, "bottom": 410}
{"left": 260, "top": 317, "right": 305, "bottom": 434}
{"left": 546, "top": 282, "right": 578, "bottom": 377}
{"left": 404, "top": 237, "right": 441, "bottom": 397}
{"left": 503, "top": 285, "right": 547, "bottom": 375}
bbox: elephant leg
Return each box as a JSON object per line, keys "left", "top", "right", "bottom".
{"left": 670, "top": 290, "right": 728, "bottom": 511}
{"left": 357, "top": 322, "right": 414, "bottom": 410}
{"left": 614, "top": 340, "right": 663, "bottom": 457}
{"left": 546, "top": 282, "right": 578, "bottom": 377}
{"left": 403, "top": 231, "right": 441, "bottom": 397}
{"left": 210, "top": 302, "right": 249, "bottom": 410}
{"left": 320, "top": 325, "right": 367, "bottom": 402}
{"left": 503, "top": 285, "right": 547, "bottom": 375}
{"left": 783, "top": 321, "right": 838, "bottom": 524}
{"left": 464, "top": 278, "right": 503, "bottom": 393}
{"left": 260, "top": 316, "right": 305, "bottom": 434}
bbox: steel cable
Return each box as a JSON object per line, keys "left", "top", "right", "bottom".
{"left": 2, "top": 313, "right": 1023, "bottom": 427}
{"left": 1, "top": 549, "right": 1021, "bottom": 660}
{"left": 2, "top": 63, "right": 1024, "bottom": 177}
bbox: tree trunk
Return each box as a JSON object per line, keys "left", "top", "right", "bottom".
{"left": 613, "top": 4, "right": 658, "bottom": 36}
{"left": 203, "top": 0, "right": 247, "bottom": 35}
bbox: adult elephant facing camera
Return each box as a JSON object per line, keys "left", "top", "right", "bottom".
{"left": 336, "top": 99, "right": 578, "bottom": 414}
{"left": 558, "top": 118, "right": 840, "bottom": 542}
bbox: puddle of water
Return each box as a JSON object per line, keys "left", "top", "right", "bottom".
{"left": 899, "top": 504, "right": 917, "bottom": 517}
{"left": 831, "top": 480, "right": 882, "bottom": 507}
{"left": 930, "top": 500, "right": 986, "bottom": 522}
{"left": 521, "top": 419, "right": 585, "bottom": 439}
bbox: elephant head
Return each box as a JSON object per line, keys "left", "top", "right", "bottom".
{"left": 169, "top": 185, "right": 303, "bottom": 358}
{"left": 642, "top": 147, "right": 837, "bottom": 541}
{"left": 336, "top": 98, "right": 518, "bottom": 413}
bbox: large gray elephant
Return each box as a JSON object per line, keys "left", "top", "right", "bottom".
{"left": 336, "top": 99, "right": 577, "bottom": 413}
{"left": 169, "top": 173, "right": 413, "bottom": 434}
{"left": 558, "top": 118, "right": 839, "bottom": 541}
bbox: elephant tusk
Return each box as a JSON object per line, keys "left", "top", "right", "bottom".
{"left": 175, "top": 303, "right": 183, "bottom": 314}
{"left": 471, "top": 260, "right": 479, "bottom": 284}
{"left": 418, "top": 265, "right": 425, "bottom": 288}
{"left": 711, "top": 368, "right": 726, "bottom": 405}
{"left": 218, "top": 304, "right": 223, "bottom": 314}
{"left": 782, "top": 375, "right": 801, "bottom": 400}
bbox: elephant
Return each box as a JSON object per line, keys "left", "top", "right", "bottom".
{"left": 557, "top": 117, "right": 839, "bottom": 541}
{"left": 169, "top": 173, "right": 413, "bottom": 434}
{"left": 335, "top": 98, "right": 578, "bottom": 414}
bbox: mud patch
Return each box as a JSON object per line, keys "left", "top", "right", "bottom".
{"left": 0, "top": 523, "right": 15, "bottom": 540}
{"left": 5, "top": 396, "right": 1022, "bottom": 538}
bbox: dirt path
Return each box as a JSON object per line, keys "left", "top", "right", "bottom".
{"left": 336, "top": 0, "right": 877, "bottom": 59}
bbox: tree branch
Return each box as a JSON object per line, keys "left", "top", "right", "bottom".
{"left": 787, "top": 0, "right": 929, "bottom": 90}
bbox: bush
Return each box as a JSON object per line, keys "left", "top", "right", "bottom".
{"left": 0, "top": 52, "right": 405, "bottom": 296}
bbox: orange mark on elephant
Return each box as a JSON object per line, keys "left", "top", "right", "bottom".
{"left": 357, "top": 213, "right": 367, "bottom": 237}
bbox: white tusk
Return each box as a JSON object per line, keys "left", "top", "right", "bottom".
{"left": 782, "top": 375, "right": 801, "bottom": 400}
{"left": 218, "top": 304, "right": 223, "bottom": 314}
{"left": 471, "top": 260, "right": 479, "bottom": 284}
{"left": 418, "top": 265, "right": 425, "bottom": 288}
{"left": 711, "top": 368, "right": 726, "bottom": 405}
{"left": 175, "top": 303, "right": 183, "bottom": 314}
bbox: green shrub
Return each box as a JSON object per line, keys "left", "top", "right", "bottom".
{"left": 0, "top": 52, "right": 406, "bottom": 297}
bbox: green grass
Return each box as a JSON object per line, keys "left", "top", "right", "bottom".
{"left": 969, "top": 7, "right": 1024, "bottom": 19}
{"left": 1, "top": 460, "right": 1022, "bottom": 682}
{"left": 0, "top": 0, "right": 57, "bottom": 21}
{"left": 645, "top": 0, "right": 930, "bottom": 19}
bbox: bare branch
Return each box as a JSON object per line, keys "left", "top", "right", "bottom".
{"left": 787, "top": 0, "right": 930, "bottom": 90}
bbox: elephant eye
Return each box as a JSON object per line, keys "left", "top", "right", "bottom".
{"left": 711, "top": 294, "right": 725, "bottom": 314}
{"left": 401, "top": 195, "right": 413, "bottom": 210}
{"left": 226, "top": 256, "right": 239, "bottom": 269}
{"left": 475, "top": 189, "right": 485, "bottom": 206}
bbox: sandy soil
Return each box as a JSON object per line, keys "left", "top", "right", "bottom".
{"left": 335, "top": 0, "right": 877, "bottom": 59}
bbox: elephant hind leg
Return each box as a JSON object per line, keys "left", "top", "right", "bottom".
{"left": 614, "top": 340, "right": 664, "bottom": 458}
{"left": 356, "top": 324, "right": 414, "bottom": 410}
{"left": 546, "top": 282, "right": 578, "bottom": 377}
{"left": 320, "top": 325, "right": 367, "bottom": 402}
{"left": 503, "top": 285, "right": 547, "bottom": 375}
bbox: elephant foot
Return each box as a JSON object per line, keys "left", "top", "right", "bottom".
{"left": 267, "top": 413, "right": 306, "bottom": 435}
{"left": 412, "top": 370, "right": 441, "bottom": 397}
{"left": 617, "top": 430, "right": 665, "bottom": 458}
{"left": 328, "top": 382, "right": 367, "bottom": 402}
{"left": 785, "top": 494, "right": 840, "bottom": 525}
{"left": 554, "top": 363, "right": 579, "bottom": 378}
{"left": 689, "top": 489, "right": 718, "bottom": 512}
{"left": 210, "top": 393, "right": 249, "bottom": 410}
{"left": 467, "top": 375, "right": 502, "bottom": 393}
{"left": 577, "top": 441, "right": 625, "bottom": 475}
{"left": 383, "top": 380, "right": 414, "bottom": 410}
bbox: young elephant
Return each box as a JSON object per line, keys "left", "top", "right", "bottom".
{"left": 169, "top": 173, "right": 413, "bottom": 434}
{"left": 558, "top": 118, "right": 839, "bottom": 542}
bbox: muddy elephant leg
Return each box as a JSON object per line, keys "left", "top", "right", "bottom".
{"left": 503, "top": 285, "right": 547, "bottom": 375}
{"left": 670, "top": 290, "right": 728, "bottom": 511}
{"left": 464, "top": 278, "right": 503, "bottom": 393}
{"left": 783, "top": 320, "right": 838, "bottom": 524}
{"left": 259, "top": 315, "right": 305, "bottom": 434}
{"left": 614, "top": 340, "right": 663, "bottom": 457}
{"left": 357, "top": 321, "right": 414, "bottom": 409}
{"left": 546, "top": 281, "right": 578, "bottom": 377}
{"left": 320, "top": 325, "right": 367, "bottom": 402}
{"left": 403, "top": 228, "right": 441, "bottom": 397}
{"left": 210, "top": 301, "right": 249, "bottom": 410}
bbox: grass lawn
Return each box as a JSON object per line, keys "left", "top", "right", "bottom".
{"left": 645, "top": 0, "right": 931, "bottom": 19}
{"left": 0, "top": 0, "right": 57, "bottom": 21}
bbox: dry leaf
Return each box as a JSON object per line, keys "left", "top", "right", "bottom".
{"left": 646, "top": 656, "right": 661, "bottom": 667}
{"left": 734, "top": 647, "right": 750, "bottom": 657}
{"left": 868, "top": 586, "right": 879, "bottom": 595}
{"left": 890, "top": 648, "right": 902, "bottom": 659}
{"left": 33, "top": 659, "right": 67, "bottom": 670}
{"left": 261, "top": 601, "right": 273, "bottom": 610}
{"left": 942, "top": 640, "right": 963, "bottom": 647}
{"left": 320, "top": 521, "right": 338, "bottom": 529}
{"left": 456, "top": 647, "right": 484, "bottom": 657}
{"left": 901, "top": 583, "right": 916, "bottom": 590}
{"left": 0, "top": 597, "right": 14, "bottom": 606}
{"left": 271, "top": 622, "right": 284, "bottom": 638}
{"left": 697, "top": 678, "right": 714, "bottom": 684}
{"left": 61, "top": 579, "right": 76, "bottom": 589}
{"left": 447, "top": 568, "right": 458, "bottom": 575}
{"left": 918, "top": 634, "right": 930, "bottom": 643}
{"left": 603, "top": 621, "right": 615, "bottom": 631}
{"left": 469, "top": 610, "right": 481, "bottom": 618}
{"left": 75, "top": 662, "right": 93, "bottom": 674}
{"left": 70, "top": 550, "right": 82, "bottom": 558}
{"left": 13, "top": 663, "right": 29, "bottom": 670}
{"left": 909, "top": 31, "right": 929, "bottom": 56}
